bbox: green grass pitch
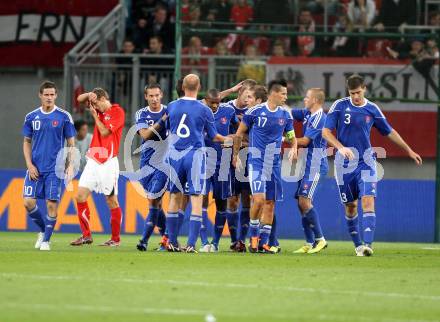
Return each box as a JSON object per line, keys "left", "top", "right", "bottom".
{"left": 1, "top": 232, "right": 440, "bottom": 322}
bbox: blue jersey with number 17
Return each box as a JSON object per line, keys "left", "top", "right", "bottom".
{"left": 22, "top": 106, "right": 76, "bottom": 173}
{"left": 243, "top": 103, "right": 294, "bottom": 164}
{"left": 324, "top": 97, "right": 392, "bottom": 162}
{"left": 167, "top": 97, "right": 218, "bottom": 151}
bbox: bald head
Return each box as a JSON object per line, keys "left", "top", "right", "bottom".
{"left": 183, "top": 74, "right": 200, "bottom": 94}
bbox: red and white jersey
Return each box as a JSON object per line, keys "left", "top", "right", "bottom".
{"left": 87, "top": 104, "right": 125, "bottom": 164}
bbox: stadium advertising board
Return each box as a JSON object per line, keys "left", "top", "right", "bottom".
{"left": 0, "top": 0, "right": 118, "bottom": 66}
{"left": 0, "top": 170, "right": 434, "bottom": 242}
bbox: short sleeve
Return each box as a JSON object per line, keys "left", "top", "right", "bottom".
{"left": 63, "top": 114, "right": 76, "bottom": 139}
{"left": 291, "top": 108, "right": 306, "bottom": 122}
{"left": 205, "top": 107, "right": 218, "bottom": 139}
{"left": 135, "top": 111, "right": 149, "bottom": 132}
{"left": 242, "top": 108, "right": 255, "bottom": 128}
{"left": 22, "top": 115, "right": 33, "bottom": 138}
{"left": 104, "top": 107, "right": 125, "bottom": 132}
{"left": 284, "top": 110, "right": 294, "bottom": 133}
{"left": 230, "top": 109, "right": 239, "bottom": 126}
{"left": 371, "top": 104, "right": 392, "bottom": 136}
{"left": 324, "top": 101, "right": 340, "bottom": 130}
{"left": 304, "top": 113, "right": 324, "bottom": 140}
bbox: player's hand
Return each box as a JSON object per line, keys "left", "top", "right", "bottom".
{"left": 409, "top": 150, "right": 423, "bottom": 165}
{"left": 88, "top": 92, "right": 97, "bottom": 103}
{"left": 232, "top": 155, "right": 242, "bottom": 170}
{"left": 28, "top": 164, "right": 39, "bottom": 180}
{"left": 64, "top": 164, "right": 74, "bottom": 191}
{"left": 230, "top": 81, "right": 244, "bottom": 93}
{"left": 88, "top": 105, "right": 98, "bottom": 118}
{"left": 221, "top": 135, "right": 233, "bottom": 148}
{"left": 288, "top": 147, "right": 297, "bottom": 162}
{"left": 338, "top": 147, "right": 355, "bottom": 160}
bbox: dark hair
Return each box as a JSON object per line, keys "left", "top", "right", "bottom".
{"left": 92, "top": 87, "right": 109, "bottom": 100}
{"left": 268, "top": 79, "right": 287, "bottom": 94}
{"left": 346, "top": 74, "right": 365, "bottom": 90}
{"left": 144, "top": 83, "right": 162, "bottom": 93}
{"left": 150, "top": 35, "right": 163, "bottom": 44}
{"left": 176, "top": 77, "right": 185, "bottom": 98}
{"left": 206, "top": 88, "right": 220, "bottom": 99}
{"left": 39, "top": 81, "right": 57, "bottom": 94}
{"left": 74, "top": 120, "right": 87, "bottom": 132}
{"left": 251, "top": 85, "right": 268, "bottom": 102}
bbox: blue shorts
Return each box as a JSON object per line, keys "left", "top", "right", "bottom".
{"left": 335, "top": 161, "right": 377, "bottom": 203}
{"left": 168, "top": 149, "right": 206, "bottom": 195}
{"left": 248, "top": 161, "right": 283, "bottom": 201}
{"left": 295, "top": 171, "right": 322, "bottom": 200}
{"left": 139, "top": 168, "right": 169, "bottom": 199}
{"left": 23, "top": 171, "right": 62, "bottom": 201}
{"left": 205, "top": 166, "right": 233, "bottom": 200}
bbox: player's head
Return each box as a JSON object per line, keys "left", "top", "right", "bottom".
{"left": 74, "top": 119, "right": 89, "bottom": 140}
{"left": 182, "top": 74, "right": 200, "bottom": 96}
{"left": 267, "top": 80, "right": 288, "bottom": 106}
{"left": 176, "top": 77, "right": 185, "bottom": 98}
{"left": 39, "top": 81, "right": 57, "bottom": 108}
{"left": 144, "top": 83, "right": 163, "bottom": 109}
{"left": 304, "top": 88, "right": 325, "bottom": 110}
{"left": 346, "top": 74, "right": 366, "bottom": 106}
{"left": 248, "top": 85, "right": 267, "bottom": 107}
{"left": 91, "top": 87, "right": 111, "bottom": 111}
{"left": 205, "top": 88, "right": 221, "bottom": 112}
{"left": 237, "top": 79, "right": 257, "bottom": 107}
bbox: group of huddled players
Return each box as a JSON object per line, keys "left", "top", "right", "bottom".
{"left": 22, "top": 74, "right": 422, "bottom": 256}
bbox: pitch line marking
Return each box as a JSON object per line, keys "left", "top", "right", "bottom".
{"left": 1, "top": 272, "right": 440, "bottom": 303}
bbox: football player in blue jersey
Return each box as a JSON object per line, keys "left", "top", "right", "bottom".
{"left": 135, "top": 84, "right": 169, "bottom": 251}
{"left": 223, "top": 79, "right": 257, "bottom": 252}
{"left": 22, "top": 81, "right": 76, "bottom": 251}
{"left": 198, "top": 89, "right": 238, "bottom": 252}
{"left": 165, "top": 74, "right": 232, "bottom": 253}
{"left": 233, "top": 80, "right": 298, "bottom": 253}
{"left": 291, "top": 88, "right": 328, "bottom": 254}
{"left": 323, "top": 74, "right": 422, "bottom": 256}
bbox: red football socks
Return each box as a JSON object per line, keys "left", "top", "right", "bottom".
{"left": 76, "top": 201, "right": 91, "bottom": 238}
{"left": 110, "top": 207, "right": 122, "bottom": 242}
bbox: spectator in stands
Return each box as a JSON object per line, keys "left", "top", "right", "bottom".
{"left": 295, "top": 9, "right": 317, "bottom": 56}
{"left": 237, "top": 44, "right": 265, "bottom": 84}
{"left": 347, "top": 0, "right": 376, "bottom": 31}
{"left": 181, "top": 0, "right": 191, "bottom": 22}
{"left": 183, "top": 5, "right": 214, "bottom": 46}
{"left": 428, "top": 11, "right": 440, "bottom": 29}
{"left": 330, "top": 14, "right": 359, "bottom": 57}
{"left": 214, "top": 39, "right": 235, "bottom": 66}
{"left": 272, "top": 41, "right": 286, "bottom": 57}
{"left": 374, "top": 0, "right": 417, "bottom": 32}
{"left": 115, "top": 39, "right": 137, "bottom": 97}
{"left": 131, "top": 18, "right": 149, "bottom": 51}
{"left": 304, "top": 0, "right": 340, "bottom": 15}
{"left": 74, "top": 120, "right": 92, "bottom": 172}
{"left": 230, "top": 0, "right": 254, "bottom": 29}
{"left": 132, "top": 0, "right": 160, "bottom": 21}
{"left": 182, "top": 36, "right": 212, "bottom": 74}
{"left": 208, "top": 0, "right": 232, "bottom": 28}
{"left": 147, "top": 4, "right": 174, "bottom": 51}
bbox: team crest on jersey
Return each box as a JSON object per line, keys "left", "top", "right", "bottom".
{"left": 52, "top": 120, "right": 59, "bottom": 127}
{"left": 278, "top": 118, "right": 285, "bottom": 126}
{"left": 220, "top": 117, "right": 227, "bottom": 124}
{"left": 303, "top": 184, "right": 309, "bottom": 189}
{"left": 365, "top": 116, "right": 371, "bottom": 123}
{"left": 104, "top": 115, "right": 111, "bottom": 121}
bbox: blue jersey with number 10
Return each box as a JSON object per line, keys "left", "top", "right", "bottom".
{"left": 22, "top": 106, "right": 76, "bottom": 173}
{"left": 324, "top": 97, "right": 392, "bottom": 162}
{"left": 167, "top": 97, "right": 218, "bottom": 151}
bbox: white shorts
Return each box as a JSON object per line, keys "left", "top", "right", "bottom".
{"left": 79, "top": 157, "right": 119, "bottom": 195}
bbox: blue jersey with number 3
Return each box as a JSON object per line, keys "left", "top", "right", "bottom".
{"left": 324, "top": 97, "right": 392, "bottom": 162}
{"left": 167, "top": 97, "right": 218, "bottom": 151}
{"left": 22, "top": 106, "right": 76, "bottom": 173}
{"left": 243, "top": 103, "right": 294, "bottom": 164}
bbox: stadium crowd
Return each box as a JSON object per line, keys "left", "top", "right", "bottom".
{"left": 124, "top": 0, "right": 440, "bottom": 60}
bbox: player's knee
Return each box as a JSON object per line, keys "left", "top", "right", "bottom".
{"left": 361, "top": 197, "right": 375, "bottom": 213}
{"left": 23, "top": 198, "right": 36, "bottom": 211}
{"left": 345, "top": 202, "right": 358, "bottom": 217}
{"left": 227, "top": 197, "right": 239, "bottom": 212}
{"left": 106, "top": 196, "right": 119, "bottom": 209}
{"left": 241, "top": 192, "right": 251, "bottom": 208}
{"left": 252, "top": 195, "right": 265, "bottom": 209}
{"left": 202, "top": 195, "right": 209, "bottom": 209}
{"left": 149, "top": 198, "right": 160, "bottom": 208}
{"left": 298, "top": 197, "right": 311, "bottom": 214}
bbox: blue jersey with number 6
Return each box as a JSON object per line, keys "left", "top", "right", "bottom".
{"left": 167, "top": 97, "right": 218, "bottom": 151}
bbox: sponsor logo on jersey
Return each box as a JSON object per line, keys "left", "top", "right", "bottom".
{"left": 220, "top": 117, "right": 227, "bottom": 125}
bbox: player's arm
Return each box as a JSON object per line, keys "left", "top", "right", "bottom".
{"left": 219, "top": 81, "right": 243, "bottom": 100}
{"left": 386, "top": 129, "right": 422, "bottom": 165}
{"left": 64, "top": 137, "right": 75, "bottom": 182}
{"left": 77, "top": 92, "right": 97, "bottom": 104}
{"left": 296, "top": 137, "right": 311, "bottom": 147}
{"left": 322, "top": 128, "right": 354, "bottom": 160}
{"left": 23, "top": 137, "right": 39, "bottom": 180}
{"left": 232, "top": 122, "right": 248, "bottom": 168}
{"left": 138, "top": 114, "right": 168, "bottom": 140}
{"left": 88, "top": 106, "right": 111, "bottom": 137}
